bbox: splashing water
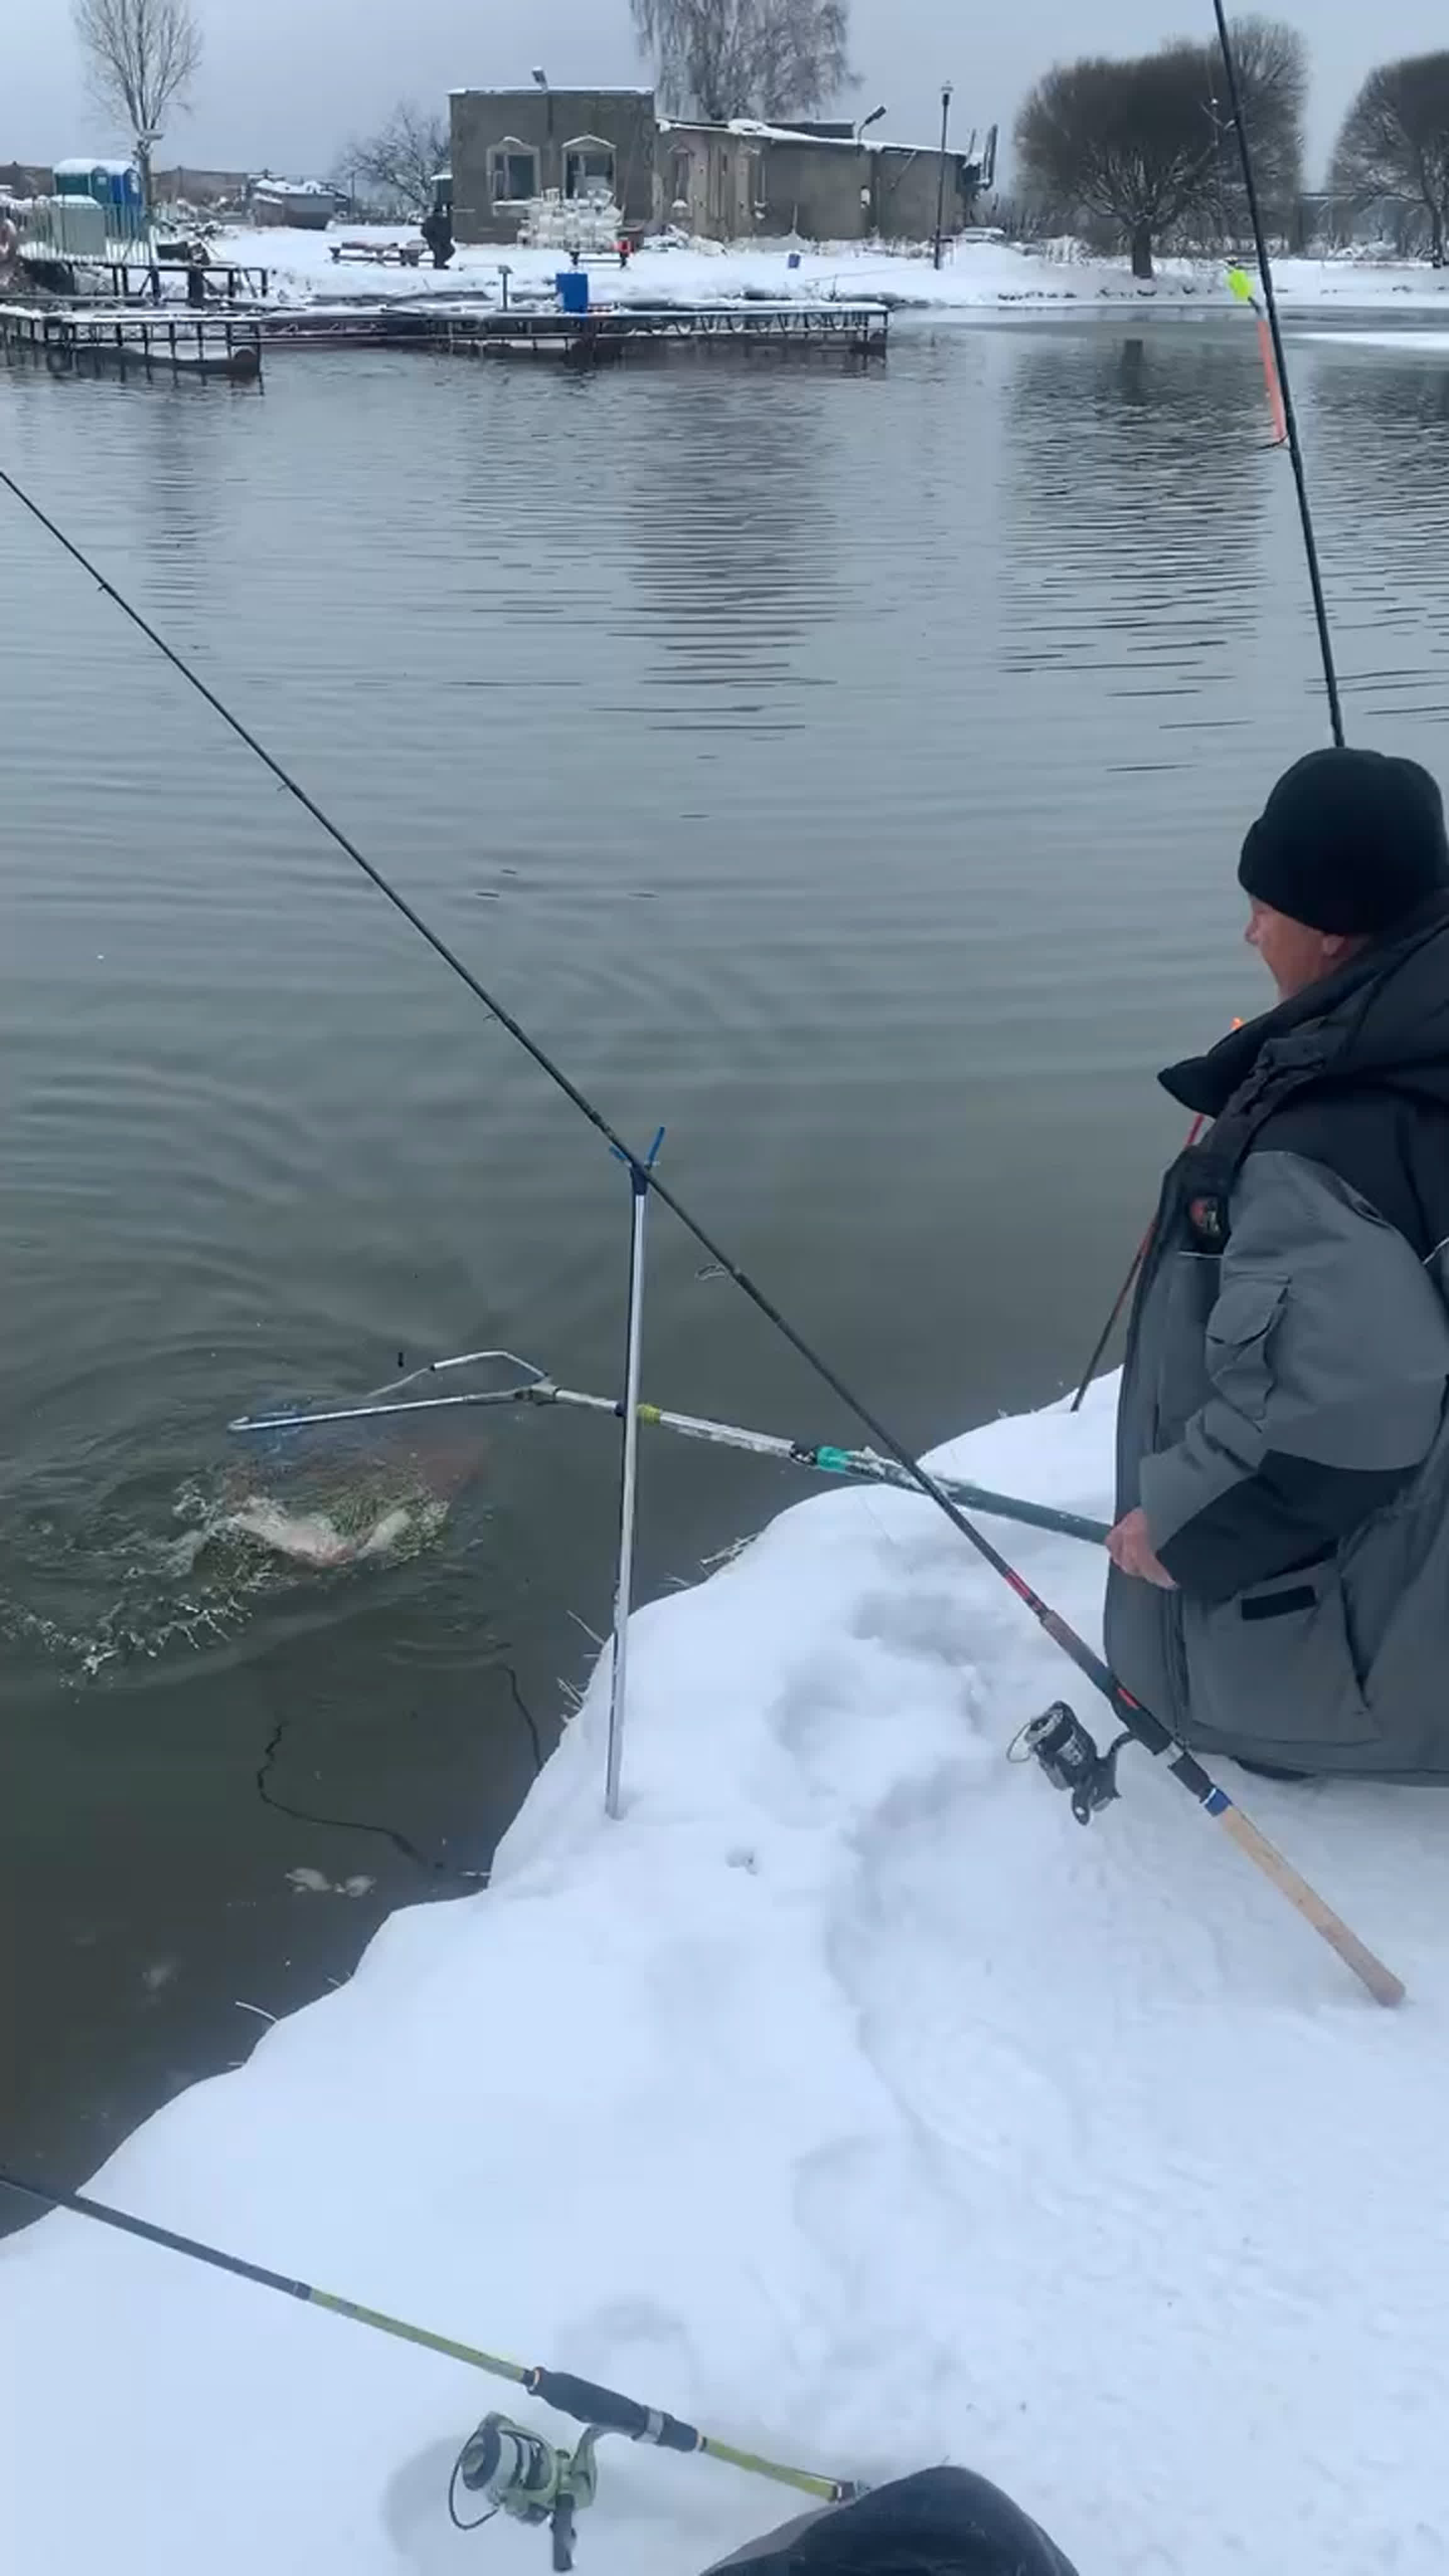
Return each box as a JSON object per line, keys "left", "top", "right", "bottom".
{"left": 1, "top": 1424, "right": 472, "bottom": 1683}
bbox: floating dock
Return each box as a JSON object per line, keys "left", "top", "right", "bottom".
{"left": 380, "top": 300, "right": 889, "bottom": 364}
{"left": 0, "top": 294, "right": 886, "bottom": 382}
{"left": 0, "top": 305, "right": 263, "bottom": 382}
{"left": 257, "top": 297, "right": 889, "bottom": 363}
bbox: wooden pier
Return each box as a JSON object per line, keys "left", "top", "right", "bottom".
{"left": 0, "top": 305, "right": 263, "bottom": 384}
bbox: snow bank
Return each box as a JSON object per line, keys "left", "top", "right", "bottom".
{"left": 216, "top": 224, "right": 1449, "bottom": 317}
{"left": 3, "top": 1379, "right": 1447, "bottom": 2574}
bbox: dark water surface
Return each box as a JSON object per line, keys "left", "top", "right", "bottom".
{"left": 3, "top": 314, "right": 1448, "bottom": 2201}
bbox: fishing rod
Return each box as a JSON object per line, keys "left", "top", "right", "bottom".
{"left": 0, "top": 472, "right": 1401, "bottom": 2004}
{"left": 1073, "top": 1027, "right": 1242, "bottom": 1413}
{"left": 1075, "top": 24, "right": 1346, "bottom": 1404}
{"left": 1211, "top": 0, "right": 1345, "bottom": 747}
{"left": 230, "top": 1348, "right": 1113, "bottom": 1549}
{"left": 0, "top": 2170, "right": 860, "bottom": 2567}
{"left": 1069, "top": 1113, "right": 1209, "bottom": 1414}
{"left": 0, "top": 460, "right": 1086, "bottom": 1601}
{"left": 1074, "top": 17, "right": 1350, "bottom": 1410}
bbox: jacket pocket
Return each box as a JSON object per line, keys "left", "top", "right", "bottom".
{"left": 1182, "top": 1562, "right": 1379, "bottom": 1751}
{"left": 1203, "top": 1272, "right": 1287, "bottom": 1430}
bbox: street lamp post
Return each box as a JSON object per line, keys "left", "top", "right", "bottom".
{"left": 857, "top": 103, "right": 886, "bottom": 238}
{"left": 136, "top": 125, "right": 162, "bottom": 225}
{"left": 933, "top": 81, "right": 954, "bottom": 272}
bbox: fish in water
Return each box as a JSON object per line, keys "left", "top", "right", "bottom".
{"left": 162, "top": 1415, "right": 486, "bottom": 1576}
{"left": 213, "top": 1495, "right": 421, "bottom": 1568}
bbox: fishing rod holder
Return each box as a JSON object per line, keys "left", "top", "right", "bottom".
{"left": 228, "top": 1124, "right": 667, "bottom": 1828}
{"left": 454, "top": 2414, "right": 603, "bottom": 2567}
{"left": 605, "top": 1127, "right": 665, "bottom": 1820}
{"left": 1009, "top": 1702, "right": 1131, "bottom": 1828}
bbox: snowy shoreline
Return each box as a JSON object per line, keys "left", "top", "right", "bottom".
{"left": 3, "top": 1374, "right": 1446, "bottom": 2574}
{"left": 211, "top": 223, "right": 1449, "bottom": 321}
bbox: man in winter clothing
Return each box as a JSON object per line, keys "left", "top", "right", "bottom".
{"left": 1106, "top": 747, "right": 1449, "bottom": 1777}
{"left": 704, "top": 2467, "right": 1078, "bottom": 2573}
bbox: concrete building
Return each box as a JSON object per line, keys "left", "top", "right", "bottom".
{"left": 449, "top": 84, "right": 988, "bottom": 249}
{"left": 660, "top": 118, "right": 985, "bottom": 244}
{"left": 450, "top": 87, "right": 658, "bottom": 243}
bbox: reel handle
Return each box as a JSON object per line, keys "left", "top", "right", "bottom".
{"left": 552, "top": 2494, "right": 577, "bottom": 2572}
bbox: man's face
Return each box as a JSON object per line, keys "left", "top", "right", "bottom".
{"left": 1245, "top": 897, "right": 1358, "bottom": 1002}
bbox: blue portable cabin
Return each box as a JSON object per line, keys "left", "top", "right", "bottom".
{"left": 51, "top": 157, "right": 149, "bottom": 253}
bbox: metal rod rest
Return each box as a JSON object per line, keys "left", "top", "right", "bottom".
{"left": 605, "top": 1131, "right": 663, "bottom": 1818}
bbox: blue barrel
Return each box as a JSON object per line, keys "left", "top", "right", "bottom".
{"left": 555, "top": 269, "right": 590, "bottom": 315}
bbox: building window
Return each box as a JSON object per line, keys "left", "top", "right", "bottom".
{"left": 490, "top": 141, "right": 538, "bottom": 204}
{"left": 669, "top": 149, "right": 692, "bottom": 209}
{"left": 563, "top": 135, "right": 616, "bottom": 200}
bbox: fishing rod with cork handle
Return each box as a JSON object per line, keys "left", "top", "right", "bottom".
{"left": 0, "top": 467, "right": 1402, "bottom": 2001}
{"left": 228, "top": 1353, "right": 1401, "bottom": 2007}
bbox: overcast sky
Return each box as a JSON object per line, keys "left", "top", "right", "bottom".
{"left": 11, "top": 1, "right": 1447, "bottom": 183}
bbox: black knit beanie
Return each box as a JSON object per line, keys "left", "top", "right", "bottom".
{"left": 1238, "top": 747, "right": 1449, "bottom": 935}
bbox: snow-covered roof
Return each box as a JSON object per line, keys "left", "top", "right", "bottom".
{"left": 660, "top": 116, "right": 973, "bottom": 158}
{"left": 450, "top": 85, "right": 652, "bottom": 99}
{"left": 53, "top": 155, "right": 135, "bottom": 176}
{"left": 657, "top": 116, "right": 838, "bottom": 147}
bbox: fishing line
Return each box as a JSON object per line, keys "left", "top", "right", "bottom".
{"left": 1210, "top": 0, "right": 1345, "bottom": 746}
{"left": 0, "top": 465, "right": 1103, "bottom": 1645}
{"left": 0, "top": 465, "right": 1403, "bottom": 2000}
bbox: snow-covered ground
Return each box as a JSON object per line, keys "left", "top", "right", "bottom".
{"left": 216, "top": 223, "right": 1449, "bottom": 318}
{"left": 4, "top": 1376, "right": 1446, "bottom": 2575}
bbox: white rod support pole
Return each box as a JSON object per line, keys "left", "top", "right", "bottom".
{"left": 605, "top": 1133, "right": 663, "bottom": 1819}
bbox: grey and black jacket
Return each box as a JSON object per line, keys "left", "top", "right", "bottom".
{"left": 1108, "top": 892, "right": 1449, "bottom": 1778}
{"left": 704, "top": 2468, "right": 1077, "bottom": 2575}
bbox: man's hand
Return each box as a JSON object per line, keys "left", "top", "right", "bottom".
{"left": 1106, "top": 1507, "right": 1178, "bottom": 1589}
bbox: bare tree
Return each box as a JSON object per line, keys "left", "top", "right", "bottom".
{"left": 1203, "top": 17, "right": 1306, "bottom": 247}
{"left": 336, "top": 102, "right": 450, "bottom": 219}
{"left": 631, "top": 0, "right": 853, "bottom": 125}
{"left": 71, "top": 0, "right": 202, "bottom": 215}
{"left": 1016, "top": 21, "right": 1306, "bottom": 279}
{"left": 1332, "top": 52, "right": 1449, "bottom": 269}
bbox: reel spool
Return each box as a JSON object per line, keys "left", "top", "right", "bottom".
{"left": 453, "top": 2413, "right": 603, "bottom": 2568}
{"left": 1009, "top": 1702, "right": 1131, "bottom": 1827}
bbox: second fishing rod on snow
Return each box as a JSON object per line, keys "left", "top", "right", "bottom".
{"left": 0, "top": 2171, "right": 861, "bottom": 2570}
{"left": 0, "top": 19, "right": 1397, "bottom": 2006}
